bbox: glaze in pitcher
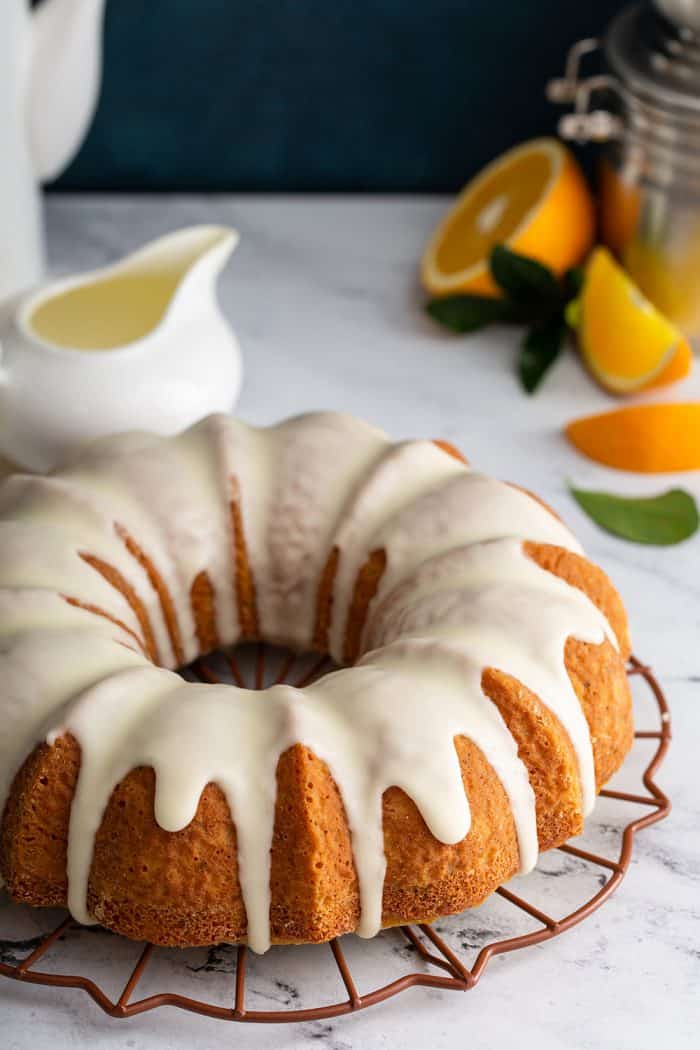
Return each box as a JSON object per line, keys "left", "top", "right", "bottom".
{"left": 0, "top": 226, "right": 242, "bottom": 471}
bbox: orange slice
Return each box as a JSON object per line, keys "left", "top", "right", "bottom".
{"left": 565, "top": 403, "right": 700, "bottom": 473}
{"left": 571, "top": 247, "right": 692, "bottom": 394}
{"left": 421, "top": 138, "right": 595, "bottom": 297}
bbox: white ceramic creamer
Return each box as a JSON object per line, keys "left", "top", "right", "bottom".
{"left": 1, "top": 0, "right": 106, "bottom": 301}
{"left": 0, "top": 226, "right": 243, "bottom": 471}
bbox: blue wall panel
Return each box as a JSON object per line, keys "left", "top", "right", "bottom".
{"left": 55, "top": 0, "right": 623, "bottom": 192}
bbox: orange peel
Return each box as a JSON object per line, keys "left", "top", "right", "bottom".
{"left": 565, "top": 402, "right": 700, "bottom": 473}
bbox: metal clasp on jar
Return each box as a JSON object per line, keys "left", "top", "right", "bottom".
{"left": 547, "top": 39, "right": 625, "bottom": 143}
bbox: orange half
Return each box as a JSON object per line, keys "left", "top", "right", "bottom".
{"left": 421, "top": 138, "right": 595, "bottom": 297}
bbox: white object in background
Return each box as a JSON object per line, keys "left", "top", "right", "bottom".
{"left": 0, "top": 0, "right": 106, "bottom": 302}
{"left": 0, "top": 226, "right": 243, "bottom": 471}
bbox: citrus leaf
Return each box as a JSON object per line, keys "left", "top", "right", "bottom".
{"left": 564, "top": 297, "right": 581, "bottom": 329}
{"left": 518, "top": 316, "right": 566, "bottom": 393}
{"left": 426, "top": 294, "right": 517, "bottom": 333}
{"left": 569, "top": 485, "right": 699, "bottom": 545}
{"left": 564, "top": 265, "right": 584, "bottom": 299}
{"left": 489, "top": 244, "right": 561, "bottom": 304}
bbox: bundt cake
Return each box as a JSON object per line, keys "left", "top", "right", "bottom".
{"left": 0, "top": 411, "right": 633, "bottom": 953}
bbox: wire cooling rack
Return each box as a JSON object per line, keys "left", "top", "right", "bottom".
{"left": 0, "top": 650, "right": 671, "bottom": 1023}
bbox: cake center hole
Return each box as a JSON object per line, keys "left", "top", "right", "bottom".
{"left": 181, "top": 642, "right": 336, "bottom": 690}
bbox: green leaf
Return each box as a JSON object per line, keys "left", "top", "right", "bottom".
{"left": 426, "top": 294, "right": 516, "bottom": 333}
{"left": 564, "top": 265, "right": 584, "bottom": 300}
{"left": 569, "top": 485, "right": 699, "bottom": 546}
{"left": 564, "top": 297, "right": 581, "bottom": 329}
{"left": 489, "top": 244, "right": 561, "bottom": 305}
{"left": 518, "top": 316, "right": 566, "bottom": 393}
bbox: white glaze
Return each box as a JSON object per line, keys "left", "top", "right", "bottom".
{"left": 217, "top": 412, "right": 389, "bottom": 648}
{"left": 0, "top": 412, "right": 620, "bottom": 953}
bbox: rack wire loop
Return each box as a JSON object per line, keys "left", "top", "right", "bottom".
{"left": 0, "top": 650, "right": 671, "bottom": 1024}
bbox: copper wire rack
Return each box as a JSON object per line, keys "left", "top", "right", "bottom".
{"left": 0, "top": 648, "right": 671, "bottom": 1024}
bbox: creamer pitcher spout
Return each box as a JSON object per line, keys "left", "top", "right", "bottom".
{"left": 141, "top": 226, "right": 240, "bottom": 324}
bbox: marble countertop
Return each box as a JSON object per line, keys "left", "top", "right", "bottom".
{"left": 1, "top": 195, "right": 698, "bottom": 1049}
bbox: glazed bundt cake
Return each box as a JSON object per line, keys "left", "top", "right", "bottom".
{"left": 0, "top": 412, "right": 633, "bottom": 953}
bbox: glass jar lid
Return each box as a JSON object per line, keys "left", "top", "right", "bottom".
{"left": 605, "top": 2, "right": 700, "bottom": 114}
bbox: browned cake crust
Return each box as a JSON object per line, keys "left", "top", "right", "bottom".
{"left": 0, "top": 447, "right": 634, "bottom": 948}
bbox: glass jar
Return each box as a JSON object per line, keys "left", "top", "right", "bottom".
{"left": 549, "top": 1, "right": 700, "bottom": 340}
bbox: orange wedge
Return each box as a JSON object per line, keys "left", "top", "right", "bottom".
{"left": 421, "top": 138, "right": 595, "bottom": 297}
{"left": 570, "top": 247, "right": 692, "bottom": 394}
{"left": 565, "top": 403, "right": 700, "bottom": 473}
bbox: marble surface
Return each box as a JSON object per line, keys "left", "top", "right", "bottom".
{"left": 1, "top": 195, "right": 698, "bottom": 1049}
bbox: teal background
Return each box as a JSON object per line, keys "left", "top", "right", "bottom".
{"left": 54, "top": 0, "right": 624, "bottom": 192}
